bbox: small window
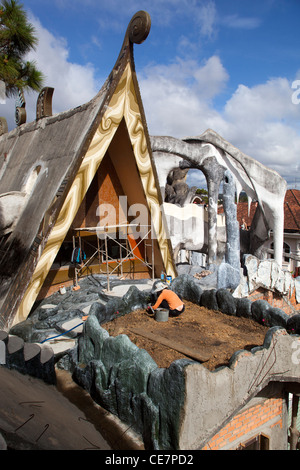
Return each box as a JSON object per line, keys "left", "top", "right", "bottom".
{"left": 237, "top": 434, "right": 269, "bottom": 450}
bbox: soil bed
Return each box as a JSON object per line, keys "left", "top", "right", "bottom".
{"left": 102, "top": 300, "right": 268, "bottom": 370}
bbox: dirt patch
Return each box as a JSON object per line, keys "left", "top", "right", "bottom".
{"left": 102, "top": 301, "right": 268, "bottom": 370}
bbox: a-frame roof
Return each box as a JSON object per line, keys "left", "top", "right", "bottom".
{"left": 0, "top": 11, "right": 176, "bottom": 330}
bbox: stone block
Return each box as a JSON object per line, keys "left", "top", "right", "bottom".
{"left": 268, "top": 307, "right": 289, "bottom": 329}
{"left": 236, "top": 298, "right": 252, "bottom": 318}
{"left": 78, "top": 316, "right": 109, "bottom": 364}
{"left": 200, "top": 289, "right": 218, "bottom": 310}
{"left": 217, "top": 263, "right": 240, "bottom": 290}
{"left": 170, "top": 274, "right": 203, "bottom": 304}
{"left": 287, "top": 314, "right": 300, "bottom": 334}
{"left": 6, "top": 335, "right": 24, "bottom": 370}
{"left": 0, "top": 432, "right": 7, "bottom": 450}
{"left": 296, "top": 278, "right": 300, "bottom": 303}
{"left": 147, "top": 360, "right": 192, "bottom": 450}
{"left": 216, "top": 289, "right": 237, "bottom": 315}
{"left": 256, "top": 260, "right": 272, "bottom": 288}
{"left": 251, "top": 299, "right": 271, "bottom": 326}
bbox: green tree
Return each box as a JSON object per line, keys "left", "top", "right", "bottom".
{"left": 196, "top": 188, "right": 208, "bottom": 204}
{"left": 0, "top": 0, "right": 44, "bottom": 97}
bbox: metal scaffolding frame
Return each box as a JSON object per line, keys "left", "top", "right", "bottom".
{"left": 72, "top": 224, "right": 155, "bottom": 291}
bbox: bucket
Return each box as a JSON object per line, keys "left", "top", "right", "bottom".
{"left": 155, "top": 308, "right": 169, "bottom": 322}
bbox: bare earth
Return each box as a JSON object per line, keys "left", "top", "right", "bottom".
{"left": 103, "top": 300, "right": 268, "bottom": 371}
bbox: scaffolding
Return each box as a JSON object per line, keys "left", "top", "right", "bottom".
{"left": 72, "top": 224, "right": 155, "bottom": 291}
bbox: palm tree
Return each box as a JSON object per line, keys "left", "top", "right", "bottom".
{"left": 0, "top": 0, "right": 44, "bottom": 97}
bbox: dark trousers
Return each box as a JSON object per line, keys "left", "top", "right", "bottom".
{"left": 158, "top": 299, "right": 185, "bottom": 317}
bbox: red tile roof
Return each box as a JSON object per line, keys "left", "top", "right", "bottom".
{"left": 235, "top": 201, "right": 258, "bottom": 230}
{"left": 284, "top": 189, "right": 300, "bottom": 231}
{"left": 233, "top": 189, "right": 300, "bottom": 232}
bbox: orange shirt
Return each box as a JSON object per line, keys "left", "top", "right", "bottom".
{"left": 152, "top": 289, "right": 183, "bottom": 310}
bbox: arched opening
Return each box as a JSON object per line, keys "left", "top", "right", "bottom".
{"left": 163, "top": 165, "right": 227, "bottom": 269}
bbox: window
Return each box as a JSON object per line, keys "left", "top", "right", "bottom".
{"left": 237, "top": 434, "right": 269, "bottom": 450}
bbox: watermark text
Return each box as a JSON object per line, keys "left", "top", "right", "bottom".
{"left": 292, "top": 80, "right": 300, "bottom": 105}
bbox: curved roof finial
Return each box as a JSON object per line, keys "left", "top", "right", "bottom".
{"left": 113, "top": 11, "right": 151, "bottom": 72}
{"left": 126, "top": 10, "right": 151, "bottom": 45}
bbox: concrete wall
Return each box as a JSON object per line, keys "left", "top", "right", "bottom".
{"left": 7, "top": 273, "right": 300, "bottom": 450}
{"left": 179, "top": 329, "right": 297, "bottom": 450}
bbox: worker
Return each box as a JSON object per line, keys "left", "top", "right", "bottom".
{"left": 148, "top": 282, "right": 185, "bottom": 317}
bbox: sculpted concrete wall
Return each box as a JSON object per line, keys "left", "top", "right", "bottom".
{"left": 163, "top": 202, "right": 208, "bottom": 259}
{"left": 162, "top": 201, "right": 226, "bottom": 266}
{"left": 0, "top": 191, "right": 27, "bottom": 236}
{"left": 9, "top": 274, "right": 300, "bottom": 450}
{"left": 62, "top": 276, "right": 300, "bottom": 450}
{"left": 180, "top": 327, "right": 299, "bottom": 449}
{"left": 151, "top": 129, "right": 287, "bottom": 270}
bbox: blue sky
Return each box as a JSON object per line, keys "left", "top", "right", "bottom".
{"left": 2, "top": 0, "right": 300, "bottom": 189}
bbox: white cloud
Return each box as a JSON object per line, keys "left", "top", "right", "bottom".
{"left": 221, "top": 79, "right": 300, "bottom": 173}
{"left": 140, "top": 57, "right": 300, "bottom": 188}
{"left": 193, "top": 56, "right": 229, "bottom": 99}
{"left": 194, "top": 0, "right": 217, "bottom": 39}
{"left": 139, "top": 55, "right": 228, "bottom": 136}
{"left": 2, "top": 7, "right": 299, "bottom": 190}
{"left": 221, "top": 14, "right": 262, "bottom": 30}
{"left": 224, "top": 78, "right": 299, "bottom": 123}
{"left": 28, "top": 16, "right": 99, "bottom": 109}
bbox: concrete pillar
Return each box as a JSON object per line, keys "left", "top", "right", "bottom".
{"left": 202, "top": 158, "right": 224, "bottom": 267}
{"left": 272, "top": 205, "right": 285, "bottom": 268}
{"left": 223, "top": 170, "right": 240, "bottom": 270}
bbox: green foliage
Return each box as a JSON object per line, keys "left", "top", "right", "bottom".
{"left": 195, "top": 187, "right": 208, "bottom": 203}
{"left": 0, "top": 0, "right": 44, "bottom": 96}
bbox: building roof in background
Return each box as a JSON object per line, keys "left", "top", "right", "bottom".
{"left": 235, "top": 189, "right": 300, "bottom": 232}
{"left": 284, "top": 189, "right": 300, "bottom": 232}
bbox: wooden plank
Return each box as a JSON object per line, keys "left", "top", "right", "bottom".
{"left": 129, "top": 327, "right": 211, "bottom": 363}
